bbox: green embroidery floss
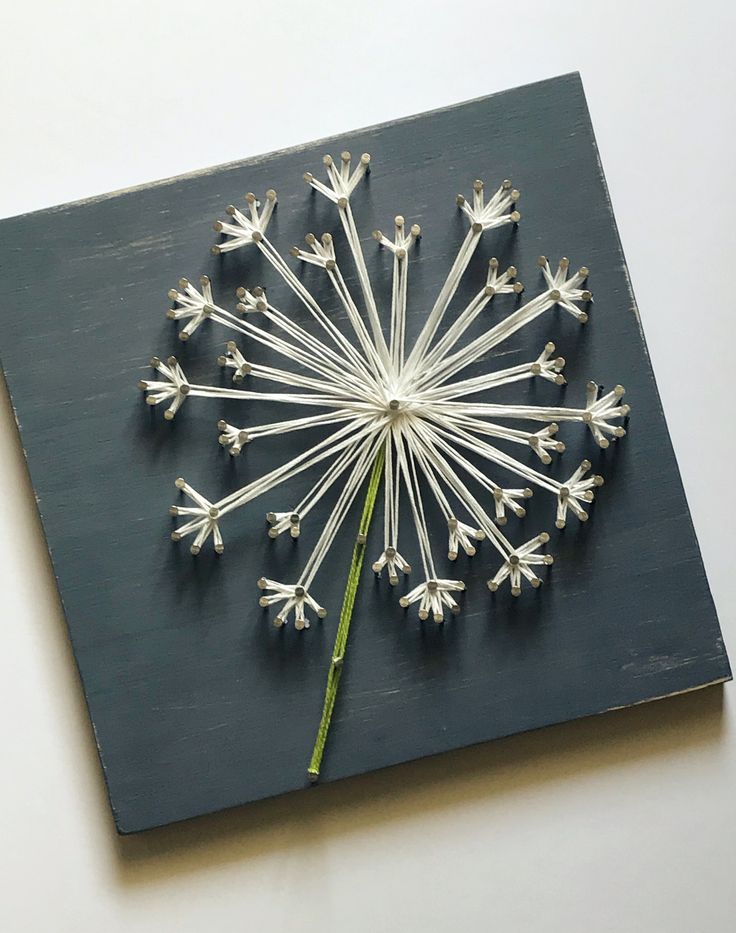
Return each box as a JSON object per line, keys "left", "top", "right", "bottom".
{"left": 307, "top": 446, "right": 385, "bottom": 782}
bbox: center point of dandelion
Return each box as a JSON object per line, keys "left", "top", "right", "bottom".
{"left": 385, "top": 395, "right": 416, "bottom": 418}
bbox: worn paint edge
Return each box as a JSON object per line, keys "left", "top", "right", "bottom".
{"left": 0, "top": 74, "right": 583, "bottom": 222}
{"left": 117, "top": 676, "right": 729, "bottom": 834}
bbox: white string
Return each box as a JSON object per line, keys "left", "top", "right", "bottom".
{"left": 141, "top": 155, "right": 629, "bottom": 625}
{"left": 305, "top": 152, "right": 391, "bottom": 370}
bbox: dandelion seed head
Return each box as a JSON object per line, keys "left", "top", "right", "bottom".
{"left": 140, "top": 150, "right": 630, "bottom": 628}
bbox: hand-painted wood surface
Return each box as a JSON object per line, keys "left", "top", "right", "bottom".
{"left": 0, "top": 74, "right": 729, "bottom": 834}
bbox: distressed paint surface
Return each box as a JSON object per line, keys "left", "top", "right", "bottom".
{"left": 0, "top": 74, "right": 729, "bottom": 833}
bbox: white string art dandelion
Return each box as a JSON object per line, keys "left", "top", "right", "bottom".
{"left": 139, "top": 150, "right": 630, "bottom": 632}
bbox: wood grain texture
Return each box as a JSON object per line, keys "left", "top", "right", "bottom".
{"left": 0, "top": 73, "right": 729, "bottom": 833}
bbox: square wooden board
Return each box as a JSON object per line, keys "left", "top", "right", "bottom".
{"left": 0, "top": 73, "right": 729, "bottom": 833}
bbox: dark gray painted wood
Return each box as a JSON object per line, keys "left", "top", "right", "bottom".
{"left": 0, "top": 73, "right": 729, "bottom": 833}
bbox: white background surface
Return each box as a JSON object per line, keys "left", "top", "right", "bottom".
{"left": 1, "top": 2, "right": 734, "bottom": 930}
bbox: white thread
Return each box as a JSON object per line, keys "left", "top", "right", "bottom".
{"left": 140, "top": 155, "right": 629, "bottom": 626}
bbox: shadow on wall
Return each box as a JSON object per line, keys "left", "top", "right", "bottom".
{"left": 112, "top": 684, "right": 726, "bottom": 885}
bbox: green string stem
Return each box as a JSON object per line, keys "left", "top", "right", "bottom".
{"left": 307, "top": 446, "right": 385, "bottom": 782}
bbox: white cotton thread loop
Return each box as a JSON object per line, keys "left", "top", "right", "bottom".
{"left": 140, "top": 355, "right": 379, "bottom": 419}
{"left": 141, "top": 152, "right": 630, "bottom": 626}
{"left": 217, "top": 340, "right": 251, "bottom": 382}
{"left": 447, "top": 517, "right": 485, "bottom": 560}
{"left": 372, "top": 546, "right": 412, "bottom": 586}
{"left": 425, "top": 410, "right": 563, "bottom": 462}
{"left": 233, "top": 286, "right": 374, "bottom": 392}
{"left": 257, "top": 233, "right": 383, "bottom": 382}
{"left": 555, "top": 461, "right": 605, "bottom": 528}
{"left": 304, "top": 152, "right": 391, "bottom": 369}
{"left": 399, "top": 579, "right": 466, "bottom": 624}
{"left": 487, "top": 532, "right": 552, "bottom": 595}
{"left": 582, "top": 383, "right": 630, "bottom": 447}
{"left": 401, "top": 180, "right": 520, "bottom": 379}
{"left": 257, "top": 579, "right": 327, "bottom": 630}
{"left": 373, "top": 214, "right": 420, "bottom": 370}
{"left": 418, "top": 259, "right": 522, "bottom": 372}
{"left": 266, "top": 511, "right": 302, "bottom": 539}
{"left": 298, "top": 429, "right": 389, "bottom": 591}
{"left": 537, "top": 256, "right": 592, "bottom": 322}
{"left": 421, "top": 343, "right": 564, "bottom": 404}
{"left": 411, "top": 258, "right": 592, "bottom": 395}
{"left": 211, "top": 190, "right": 278, "bottom": 254}
{"left": 165, "top": 275, "right": 218, "bottom": 341}
{"left": 490, "top": 487, "right": 533, "bottom": 525}
{"left": 404, "top": 418, "right": 515, "bottom": 564}
{"left": 138, "top": 355, "right": 192, "bottom": 420}
{"left": 292, "top": 232, "right": 391, "bottom": 380}
{"left": 456, "top": 179, "right": 521, "bottom": 232}
{"left": 165, "top": 273, "right": 375, "bottom": 396}
{"left": 217, "top": 419, "right": 250, "bottom": 457}
{"left": 169, "top": 478, "right": 225, "bottom": 554}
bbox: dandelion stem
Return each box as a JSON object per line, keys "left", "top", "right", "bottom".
{"left": 307, "top": 446, "right": 385, "bottom": 782}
